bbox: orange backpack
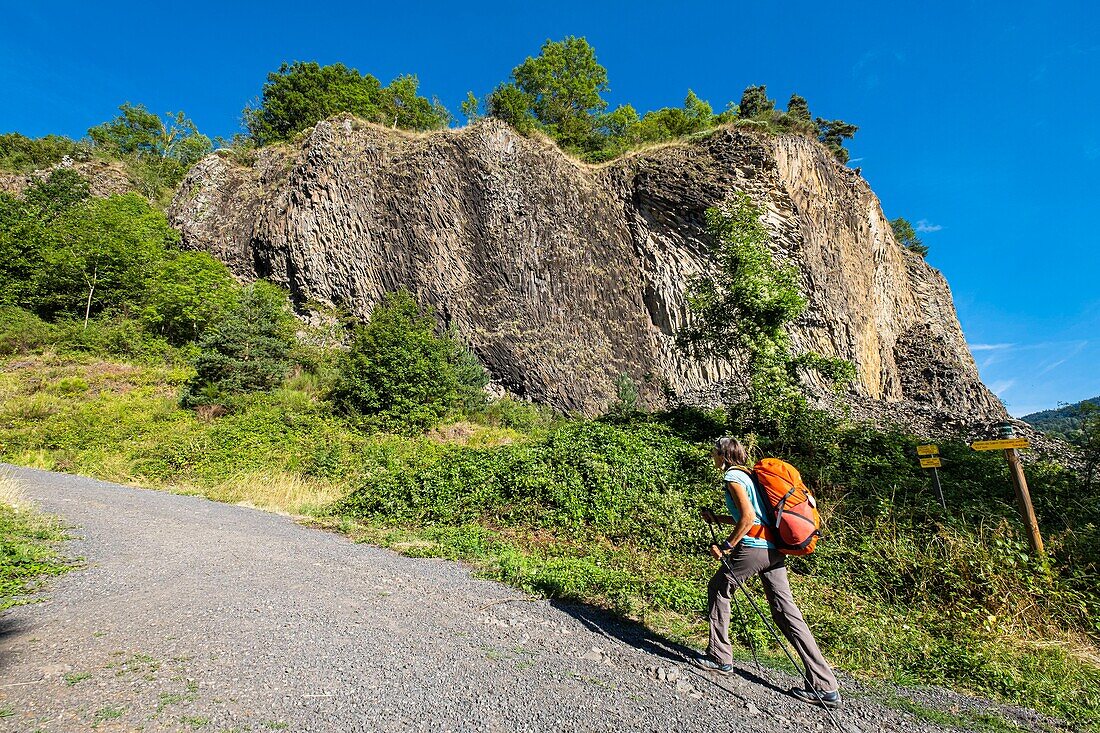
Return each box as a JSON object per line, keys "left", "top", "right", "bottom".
{"left": 738, "top": 458, "right": 822, "bottom": 555}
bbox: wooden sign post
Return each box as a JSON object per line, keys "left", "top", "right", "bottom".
{"left": 970, "top": 424, "right": 1044, "bottom": 557}
{"left": 917, "top": 445, "right": 946, "bottom": 510}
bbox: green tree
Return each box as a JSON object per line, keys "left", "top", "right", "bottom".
{"left": 182, "top": 282, "right": 296, "bottom": 406}
{"left": 507, "top": 36, "right": 610, "bottom": 150}
{"left": 31, "top": 194, "right": 179, "bottom": 326}
{"left": 890, "top": 217, "right": 928, "bottom": 256}
{"left": 486, "top": 83, "right": 537, "bottom": 134}
{"left": 245, "top": 62, "right": 382, "bottom": 144}
{"left": 330, "top": 290, "right": 488, "bottom": 433}
{"left": 88, "top": 104, "right": 211, "bottom": 165}
{"left": 141, "top": 251, "right": 237, "bottom": 344}
{"left": 1, "top": 184, "right": 235, "bottom": 339}
{"left": 378, "top": 74, "right": 451, "bottom": 130}
{"left": 815, "top": 117, "right": 859, "bottom": 163}
{"left": 461, "top": 91, "right": 481, "bottom": 123}
{"left": 738, "top": 85, "right": 775, "bottom": 119}
{"left": 0, "top": 192, "right": 45, "bottom": 307}
{"left": 244, "top": 62, "right": 448, "bottom": 145}
{"left": 785, "top": 94, "right": 811, "bottom": 124}
{"left": 21, "top": 168, "right": 90, "bottom": 221}
{"left": 608, "top": 373, "right": 639, "bottom": 415}
{"left": 600, "top": 104, "right": 640, "bottom": 139}
{"left": 87, "top": 103, "right": 211, "bottom": 192}
{"left": 677, "top": 194, "right": 851, "bottom": 422}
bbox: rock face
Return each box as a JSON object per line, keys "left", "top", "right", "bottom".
{"left": 0, "top": 159, "right": 133, "bottom": 199}
{"left": 168, "top": 117, "right": 1005, "bottom": 423}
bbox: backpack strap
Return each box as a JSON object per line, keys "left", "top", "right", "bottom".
{"left": 725, "top": 466, "right": 774, "bottom": 541}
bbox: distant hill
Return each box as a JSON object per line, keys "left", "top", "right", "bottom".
{"left": 1022, "top": 396, "right": 1100, "bottom": 440}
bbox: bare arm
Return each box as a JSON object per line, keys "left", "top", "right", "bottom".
{"left": 722, "top": 480, "right": 757, "bottom": 548}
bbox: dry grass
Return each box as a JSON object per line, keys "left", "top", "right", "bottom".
{"left": 426, "top": 420, "right": 521, "bottom": 448}
{"left": 171, "top": 471, "right": 347, "bottom": 518}
{"left": 0, "top": 471, "right": 25, "bottom": 507}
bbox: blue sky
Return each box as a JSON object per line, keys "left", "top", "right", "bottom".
{"left": 2, "top": 0, "right": 1096, "bottom": 415}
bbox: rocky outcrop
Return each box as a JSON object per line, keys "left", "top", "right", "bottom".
{"left": 0, "top": 158, "right": 132, "bottom": 198}
{"left": 168, "top": 116, "right": 1005, "bottom": 424}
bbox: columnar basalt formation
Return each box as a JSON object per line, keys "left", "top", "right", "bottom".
{"left": 168, "top": 117, "right": 1005, "bottom": 423}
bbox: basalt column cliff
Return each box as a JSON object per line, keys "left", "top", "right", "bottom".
{"left": 169, "top": 117, "right": 1004, "bottom": 423}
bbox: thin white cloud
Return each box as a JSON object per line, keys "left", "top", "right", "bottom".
{"left": 989, "top": 379, "right": 1016, "bottom": 396}
{"left": 1035, "top": 341, "right": 1089, "bottom": 377}
{"left": 969, "top": 343, "right": 1015, "bottom": 351}
{"left": 916, "top": 219, "right": 943, "bottom": 233}
{"left": 1035, "top": 358, "right": 1067, "bottom": 377}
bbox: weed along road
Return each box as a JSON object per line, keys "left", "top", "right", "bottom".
{"left": 0, "top": 467, "right": 1054, "bottom": 733}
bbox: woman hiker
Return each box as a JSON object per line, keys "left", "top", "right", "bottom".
{"left": 694, "top": 436, "right": 842, "bottom": 709}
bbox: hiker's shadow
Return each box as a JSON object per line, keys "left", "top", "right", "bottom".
{"left": 550, "top": 600, "right": 787, "bottom": 695}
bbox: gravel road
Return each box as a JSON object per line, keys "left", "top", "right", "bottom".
{"left": 0, "top": 465, "right": 1060, "bottom": 732}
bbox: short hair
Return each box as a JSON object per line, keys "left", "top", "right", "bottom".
{"left": 713, "top": 437, "right": 748, "bottom": 467}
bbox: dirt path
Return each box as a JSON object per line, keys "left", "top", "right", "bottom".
{"left": 0, "top": 465, "right": 1054, "bottom": 732}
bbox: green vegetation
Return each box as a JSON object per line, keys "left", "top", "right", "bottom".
{"left": 63, "top": 671, "right": 92, "bottom": 685}
{"left": 1026, "top": 399, "right": 1100, "bottom": 491}
{"left": 330, "top": 290, "right": 488, "bottom": 433}
{"left": 1025, "top": 397, "right": 1100, "bottom": 442}
{"left": 890, "top": 217, "right": 929, "bottom": 257}
{"left": 0, "top": 173, "right": 236, "bottom": 345}
{"left": 181, "top": 282, "right": 296, "bottom": 408}
{"left": 1, "top": 104, "right": 210, "bottom": 202}
{"left": 0, "top": 49, "right": 1093, "bottom": 729}
{"left": 243, "top": 61, "right": 450, "bottom": 145}
{"left": 483, "top": 38, "right": 857, "bottom": 163}
{"left": 6, "top": 342, "right": 1096, "bottom": 724}
{"left": 0, "top": 477, "right": 70, "bottom": 609}
{"left": 88, "top": 103, "right": 211, "bottom": 195}
{"left": 677, "top": 195, "right": 854, "bottom": 427}
{"left": 0, "top": 132, "right": 90, "bottom": 172}
{"left": 488, "top": 36, "right": 613, "bottom": 152}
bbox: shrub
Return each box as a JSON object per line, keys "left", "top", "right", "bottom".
{"left": 0, "top": 307, "right": 53, "bottom": 355}
{"left": 329, "top": 290, "right": 488, "bottom": 433}
{"left": 181, "top": 282, "right": 296, "bottom": 407}
{"left": 340, "top": 419, "right": 713, "bottom": 548}
{"left": 0, "top": 132, "right": 89, "bottom": 173}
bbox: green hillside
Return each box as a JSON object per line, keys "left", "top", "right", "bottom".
{"left": 1024, "top": 397, "right": 1100, "bottom": 441}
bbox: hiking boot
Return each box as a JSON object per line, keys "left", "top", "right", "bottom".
{"left": 790, "top": 687, "right": 842, "bottom": 708}
{"left": 692, "top": 655, "right": 733, "bottom": 675}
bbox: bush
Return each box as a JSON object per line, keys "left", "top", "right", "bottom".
{"left": 181, "top": 282, "right": 296, "bottom": 407}
{"left": 329, "top": 290, "right": 488, "bottom": 433}
{"left": 0, "top": 307, "right": 53, "bottom": 355}
{"left": 0, "top": 133, "right": 89, "bottom": 173}
{"left": 341, "top": 419, "right": 713, "bottom": 548}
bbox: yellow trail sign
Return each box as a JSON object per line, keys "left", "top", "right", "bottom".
{"left": 917, "top": 444, "right": 939, "bottom": 456}
{"left": 970, "top": 438, "right": 1029, "bottom": 451}
{"left": 920, "top": 457, "right": 942, "bottom": 468}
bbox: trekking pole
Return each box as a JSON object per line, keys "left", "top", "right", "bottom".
{"left": 726, "top": 572, "right": 842, "bottom": 730}
{"left": 706, "top": 522, "right": 843, "bottom": 731}
{"left": 706, "top": 521, "right": 761, "bottom": 672}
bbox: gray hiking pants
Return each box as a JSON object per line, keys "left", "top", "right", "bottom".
{"left": 707, "top": 544, "right": 839, "bottom": 692}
